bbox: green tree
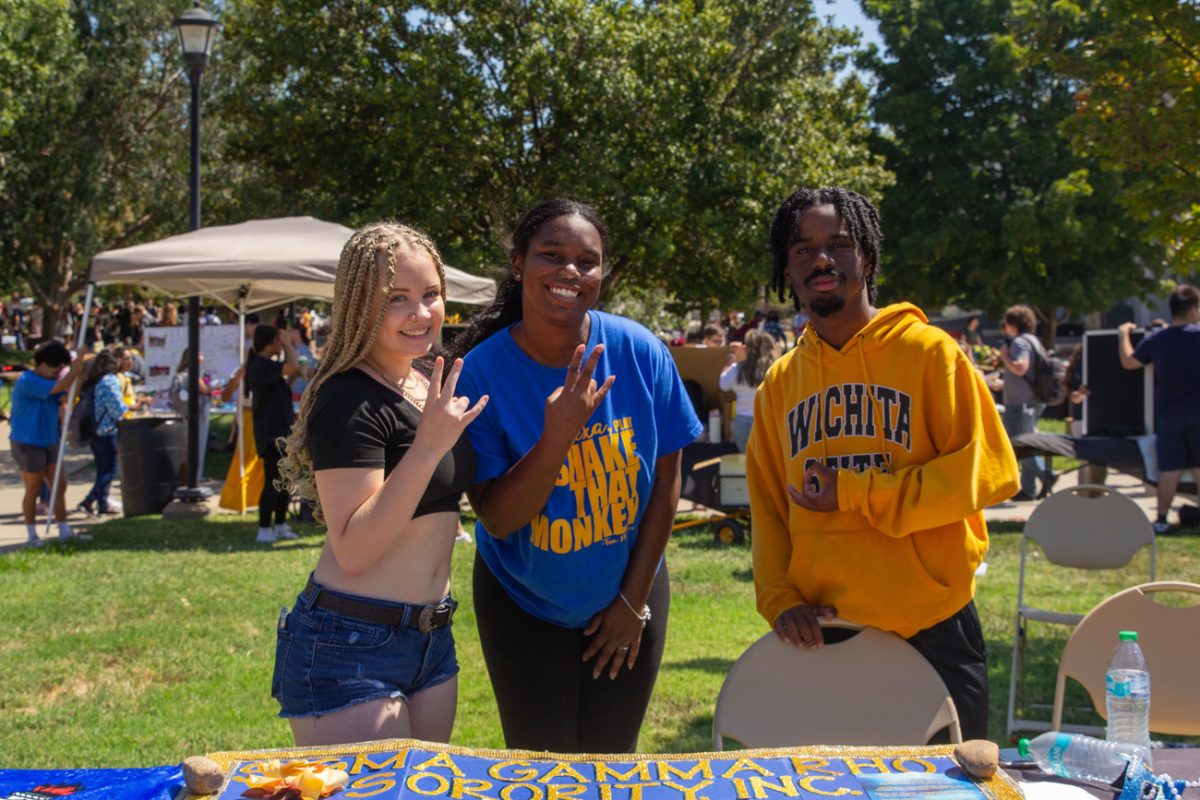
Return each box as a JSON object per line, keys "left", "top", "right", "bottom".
{"left": 0, "top": 0, "right": 191, "bottom": 338}
{"left": 862, "top": 0, "right": 1166, "bottom": 341}
{"left": 215, "top": 0, "right": 891, "bottom": 312}
{"left": 1014, "top": 0, "right": 1199, "bottom": 271}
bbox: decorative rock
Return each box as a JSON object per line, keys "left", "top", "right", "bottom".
{"left": 954, "top": 739, "right": 999, "bottom": 779}
{"left": 182, "top": 756, "right": 225, "bottom": 795}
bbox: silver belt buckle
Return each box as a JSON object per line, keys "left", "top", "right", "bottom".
{"left": 418, "top": 599, "right": 453, "bottom": 633}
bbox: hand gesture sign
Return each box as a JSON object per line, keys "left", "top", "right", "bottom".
{"left": 413, "top": 357, "right": 488, "bottom": 455}
{"left": 787, "top": 460, "right": 838, "bottom": 512}
{"left": 544, "top": 344, "right": 616, "bottom": 446}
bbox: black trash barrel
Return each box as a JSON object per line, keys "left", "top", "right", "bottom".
{"left": 117, "top": 415, "right": 188, "bottom": 516}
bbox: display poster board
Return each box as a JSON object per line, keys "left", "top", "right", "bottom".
{"left": 142, "top": 325, "right": 242, "bottom": 393}
{"left": 670, "top": 345, "right": 737, "bottom": 411}
{"left": 1082, "top": 329, "right": 1152, "bottom": 437}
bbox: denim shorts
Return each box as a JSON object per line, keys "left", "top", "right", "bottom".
{"left": 271, "top": 579, "right": 459, "bottom": 718}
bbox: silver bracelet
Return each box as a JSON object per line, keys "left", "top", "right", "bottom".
{"left": 618, "top": 591, "right": 651, "bottom": 626}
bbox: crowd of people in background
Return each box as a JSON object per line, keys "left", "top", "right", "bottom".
{"left": 2, "top": 296, "right": 331, "bottom": 545}
{"left": 1, "top": 293, "right": 328, "bottom": 357}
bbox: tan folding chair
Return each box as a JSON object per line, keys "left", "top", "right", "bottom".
{"left": 1052, "top": 581, "right": 1200, "bottom": 735}
{"left": 712, "top": 620, "right": 961, "bottom": 749}
{"left": 1006, "top": 485, "right": 1156, "bottom": 736}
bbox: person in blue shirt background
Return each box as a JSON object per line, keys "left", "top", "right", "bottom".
{"left": 454, "top": 199, "right": 703, "bottom": 753}
{"left": 9, "top": 341, "right": 86, "bottom": 545}
{"left": 78, "top": 348, "right": 130, "bottom": 517}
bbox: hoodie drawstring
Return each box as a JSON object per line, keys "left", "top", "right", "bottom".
{"left": 855, "top": 333, "right": 887, "bottom": 462}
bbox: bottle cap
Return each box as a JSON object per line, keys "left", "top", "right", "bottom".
{"left": 1119, "top": 630, "right": 1138, "bottom": 641}
{"left": 1017, "top": 738, "right": 1030, "bottom": 757}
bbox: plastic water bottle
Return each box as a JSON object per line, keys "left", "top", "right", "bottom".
{"left": 1106, "top": 630, "right": 1151, "bottom": 754}
{"left": 708, "top": 409, "right": 721, "bottom": 443}
{"left": 1018, "top": 732, "right": 1150, "bottom": 782}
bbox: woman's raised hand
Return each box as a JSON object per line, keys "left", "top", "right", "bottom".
{"left": 544, "top": 345, "right": 615, "bottom": 446}
{"left": 413, "top": 357, "right": 488, "bottom": 454}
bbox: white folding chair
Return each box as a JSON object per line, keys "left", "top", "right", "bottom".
{"left": 713, "top": 620, "right": 960, "bottom": 749}
{"left": 1006, "top": 485, "right": 1156, "bottom": 736}
{"left": 1053, "top": 581, "right": 1200, "bottom": 735}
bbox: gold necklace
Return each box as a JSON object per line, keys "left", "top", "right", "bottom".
{"left": 363, "top": 358, "right": 428, "bottom": 410}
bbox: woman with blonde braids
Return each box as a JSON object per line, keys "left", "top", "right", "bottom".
{"left": 272, "top": 221, "right": 486, "bottom": 746}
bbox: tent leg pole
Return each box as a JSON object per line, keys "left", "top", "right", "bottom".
{"left": 238, "top": 296, "right": 246, "bottom": 516}
{"left": 45, "top": 282, "right": 95, "bottom": 540}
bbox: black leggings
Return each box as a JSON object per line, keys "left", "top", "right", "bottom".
{"left": 258, "top": 441, "right": 290, "bottom": 528}
{"left": 472, "top": 552, "right": 669, "bottom": 753}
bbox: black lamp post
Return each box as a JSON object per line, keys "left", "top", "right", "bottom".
{"left": 173, "top": 2, "right": 219, "bottom": 502}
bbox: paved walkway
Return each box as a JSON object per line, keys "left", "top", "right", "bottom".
{"left": 1, "top": 419, "right": 1165, "bottom": 552}
{"left": 0, "top": 419, "right": 234, "bottom": 552}
{"left": 0, "top": 419, "right": 113, "bottom": 551}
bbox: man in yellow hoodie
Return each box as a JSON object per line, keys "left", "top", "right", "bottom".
{"left": 747, "top": 187, "right": 1019, "bottom": 739}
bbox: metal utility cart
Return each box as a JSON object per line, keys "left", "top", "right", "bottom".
{"left": 675, "top": 442, "right": 751, "bottom": 545}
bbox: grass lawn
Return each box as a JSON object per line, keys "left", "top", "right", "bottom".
{"left": 1, "top": 513, "right": 1197, "bottom": 768}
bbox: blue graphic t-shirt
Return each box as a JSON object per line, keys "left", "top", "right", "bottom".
{"left": 458, "top": 311, "right": 703, "bottom": 628}
{"left": 10, "top": 370, "right": 64, "bottom": 448}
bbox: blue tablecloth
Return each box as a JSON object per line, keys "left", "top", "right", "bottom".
{"left": 0, "top": 766, "right": 181, "bottom": 800}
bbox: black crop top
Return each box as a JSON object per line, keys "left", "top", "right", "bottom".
{"left": 306, "top": 367, "right": 475, "bottom": 517}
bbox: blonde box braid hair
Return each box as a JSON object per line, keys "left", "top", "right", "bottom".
{"left": 277, "top": 221, "right": 447, "bottom": 524}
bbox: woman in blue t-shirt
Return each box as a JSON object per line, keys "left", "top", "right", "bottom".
{"left": 454, "top": 199, "right": 703, "bottom": 753}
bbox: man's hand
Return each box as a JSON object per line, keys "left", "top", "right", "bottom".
{"left": 1116, "top": 322, "right": 1143, "bottom": 369}
{"left": 774, "top": 604, "right": 837, "bottom": 649}
{"left": 787, "top": 461, "right": 838, "bottom": 512}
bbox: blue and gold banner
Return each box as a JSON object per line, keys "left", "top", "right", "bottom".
{"left": 185, "top": 741, "right": 1022, "bottom": 800}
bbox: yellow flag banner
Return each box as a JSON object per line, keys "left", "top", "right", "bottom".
{"left": 183, "top": 740, "right": 1023, "bottom": 800}
{"left": 219, "top": 409, "right": 264, "bottom": 513}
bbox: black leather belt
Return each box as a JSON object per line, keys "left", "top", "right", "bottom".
{"left": 303, "top": 577, "right": 456, "bottom": 633}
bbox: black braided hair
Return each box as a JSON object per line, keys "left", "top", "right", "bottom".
{"left": 450, "top": 198, "right": 610, "bottom": 358}
{"left": 768, "top": 186, "right": 884, "bottom": 310}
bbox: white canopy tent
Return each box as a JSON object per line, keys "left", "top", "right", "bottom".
{"left": 89, "top": 216, "right": 498, "bottom": 309}
{"left": 41, "top": 217, "right": 496, "bottom": 530}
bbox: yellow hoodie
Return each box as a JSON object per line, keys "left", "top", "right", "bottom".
{"left": 747, "top": 302, "right": 1019, "bottom": 638}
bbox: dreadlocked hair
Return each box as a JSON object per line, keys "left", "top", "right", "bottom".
{"left": 768, "top": 186, "right": 884, "bottom": 311}
{"left": 450, "top": 198, "right": 610, "bottom": 359}
{"left": 276, "top": 221, "right": 447, "bottom": 525}
{"left": 737, "top": 329, "right": 781, "bottom": 388}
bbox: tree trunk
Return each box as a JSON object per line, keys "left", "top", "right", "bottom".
{"left": 1034, "top": 305, "right": 1058, "bottom": 351}
{"left": 598, "top": 254, "right": 631, "bottom": 307}
{"left": 32, "top": 242, "right": 79, "bottom": 342}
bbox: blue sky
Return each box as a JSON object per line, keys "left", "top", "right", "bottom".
{"left": 819, "top": 0, "right": 884, "bottom": 52}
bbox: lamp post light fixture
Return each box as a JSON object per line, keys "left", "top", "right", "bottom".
{"left": 173, "top": 2, "right": 219, "bottom": 504}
